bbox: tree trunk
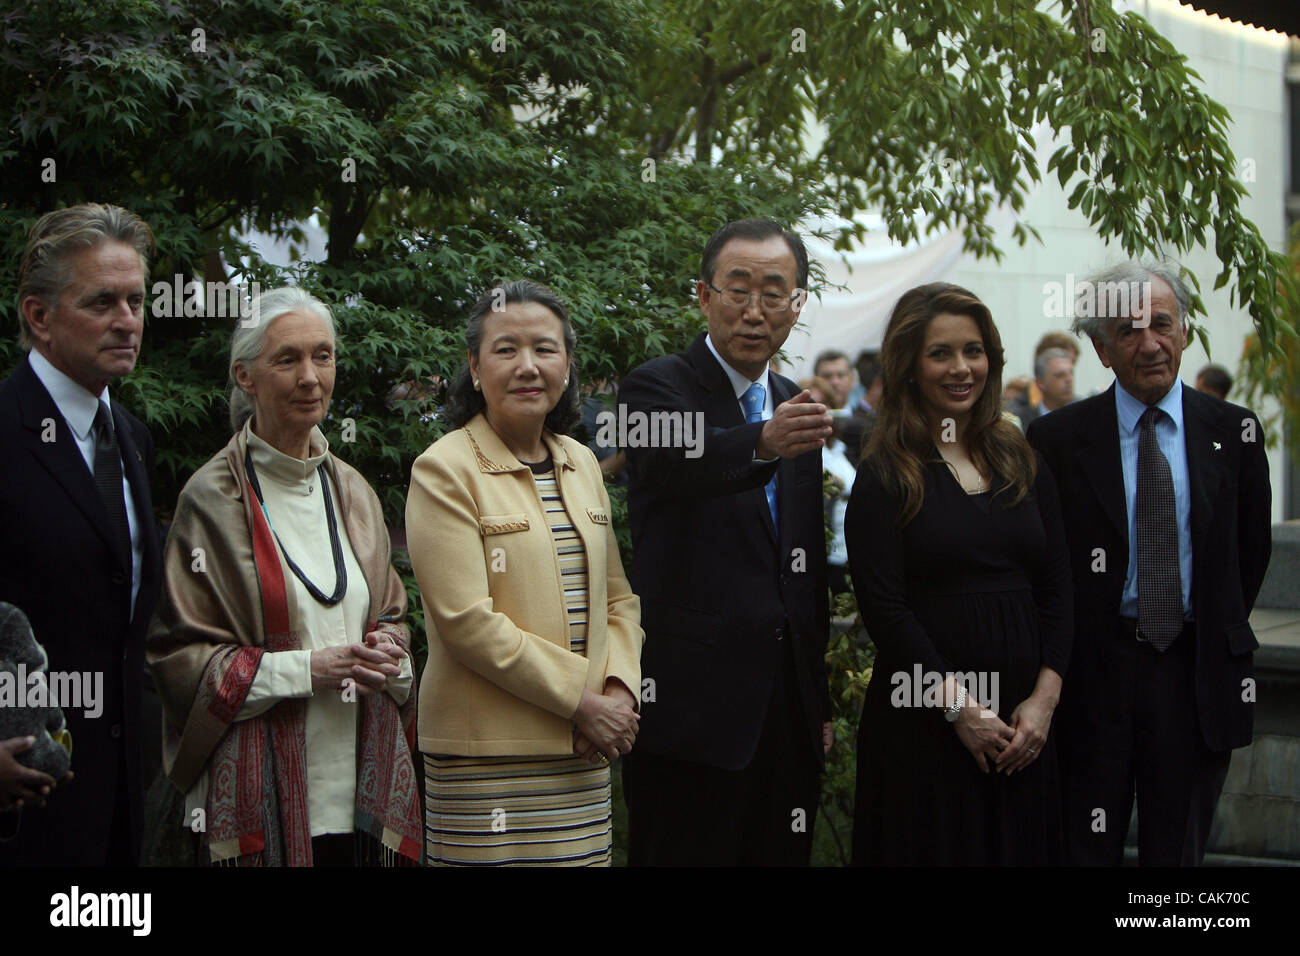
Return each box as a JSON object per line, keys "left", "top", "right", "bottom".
{"left": 327, "top": 185, "right": 371, "bottom": 267}
{"left": 695, "top": 53, "right": 717, "bottom": 165}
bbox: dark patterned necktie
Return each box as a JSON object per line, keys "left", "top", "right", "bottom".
{"left": 93, "top": 401, "right": 131, "bottom": 563}
{"left": 1136, "top": 407, "right": 1182, "bottom": 650}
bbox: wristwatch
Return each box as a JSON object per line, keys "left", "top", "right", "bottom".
{"left": 944, "top": 685, "right": 967, "bottom": 723}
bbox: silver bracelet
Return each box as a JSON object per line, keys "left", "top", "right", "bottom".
{"left": 944, "top": 684, "right": 967, "bottom": 723}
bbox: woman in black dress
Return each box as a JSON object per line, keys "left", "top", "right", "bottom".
{"left": 846, "top": 283, "right": 1072, "bottom": 865}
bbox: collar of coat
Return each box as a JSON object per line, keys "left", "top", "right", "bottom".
{"left": 220, "top": 420, "right": 341, "bottom": 502}
{"left": 462, "top": 412, "right": 577, "bottom": 474}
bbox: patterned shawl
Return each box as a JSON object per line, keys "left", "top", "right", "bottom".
{"left": 147, "top": 426, "right": 421, "bottom": 866}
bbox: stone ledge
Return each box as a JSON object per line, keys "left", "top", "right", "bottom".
{"left": 1256, "top": 522, "right": 1300, "bottom": 611}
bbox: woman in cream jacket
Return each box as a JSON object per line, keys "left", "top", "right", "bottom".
{"left": 406, "top": 280, "right": 642, "bottom": 866}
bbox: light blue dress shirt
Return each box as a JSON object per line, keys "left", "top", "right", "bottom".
{"left": 704, "top": 334, "right": 774, "bottom": 418}
{"left": 1115, "top": 377, "right": 1193, "bottom": 620}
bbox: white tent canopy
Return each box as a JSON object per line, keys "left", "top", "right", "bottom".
{"left": 786, "top": 218, "right": 968, "bottom": 378}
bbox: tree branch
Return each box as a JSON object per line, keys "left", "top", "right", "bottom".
{"left": 717, "top": 50, "right": 774, "bottom": 86}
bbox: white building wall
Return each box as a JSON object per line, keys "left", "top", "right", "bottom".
{"left": 793, "top": 0, "right": 1291, "bottom": 522}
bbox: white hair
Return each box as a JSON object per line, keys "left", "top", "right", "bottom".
{"left": 1071, "top": 260, "right": 1191, "bottom": 341}
{"left": 227, "top": 286, "right": 336, "bottom": 433}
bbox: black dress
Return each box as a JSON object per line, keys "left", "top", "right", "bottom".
{"left": 845, "top": 450, "right": 1072, "bottom": 865}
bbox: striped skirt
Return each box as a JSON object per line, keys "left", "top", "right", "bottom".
{"left": 423, "top": 754, "right": 612, "bottom": 866}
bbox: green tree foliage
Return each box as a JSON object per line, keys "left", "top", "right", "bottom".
{"left": 815, "top": 471, "right": 874, "bottom": 866}
{"left": 5, "top": 0, "right": 1289, "bottom": 508}
{"left": 626, "top": 0, "right": 1296, "bottom": 354}
{"left": 0, "top": 0, "right": 832, "bottom": 525}
{"left": 1239, "top": 221, "right": 1300, "bottom": 462}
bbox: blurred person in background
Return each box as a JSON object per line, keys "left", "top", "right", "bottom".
{"left": 847, "top": 350, "right": 883, "bottom": 417}
{"left": 812, "top": 350, "right": 854, "bottom": 412}
{"left": 1009, "top": 347, "right": 1075, "bottom": 430}
{"left": 1194, "top": 363, "right": 1232, "bottom": 401}
{"left": 800, "top": 376, "right": 856, "bottom": 597}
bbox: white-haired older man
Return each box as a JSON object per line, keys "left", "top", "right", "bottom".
{"left": 1028, "top": 261, "right": 1271, "bottom": 866}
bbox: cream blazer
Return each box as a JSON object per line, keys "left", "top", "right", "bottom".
{"left": 405, "top": 413, "right": 643, "bottom": 756}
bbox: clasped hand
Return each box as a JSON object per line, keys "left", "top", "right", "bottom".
{"left": 952, "top": 695, "right": 1015, "bottom": 775}
{"left": 954, "top": 692, "right": 1054, "bottom": 775}
{"left": 572, "top": 682, "right": 639, "bottom": 763}
{"left": 992, "top": 694, "right": 1054, "bottom": 774}
{"left": 310, "top": 632, "right": 405, "bottom": 698}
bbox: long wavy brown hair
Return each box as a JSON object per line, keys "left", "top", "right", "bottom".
{"left": 864, "top": 282, "right": 1036, "bottom": 525}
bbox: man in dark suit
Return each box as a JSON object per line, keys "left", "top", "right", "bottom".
{"left": 618, "top": 218, "right": 833, "bottom": 865}
{"left": 0, "top": 203, "right": 162, "bottom": 865}
{"left": 1009, "top": 347, "right": 1075, "bottom": 430}
{"left": 1028, "top": 261, "right": 1271, "bottom": 866}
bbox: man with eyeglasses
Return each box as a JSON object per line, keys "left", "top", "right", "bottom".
{"left": 618, "top": 218, "right": 834, "bottom": 865}
{"left": 1028, "top": 261, "right": 1271, "bottom": 865}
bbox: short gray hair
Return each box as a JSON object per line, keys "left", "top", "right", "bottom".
{"left": 1071, "top": 260, "right": 1191, "bottom": 341}
{"left": 1034, "top": 348, "right": 1073, "bottom": 382}
{"left": 16, "top": 203, "right": 155, "bottom": 349}
{"left": 227, "top": 286, "right": 337, "bottom": 433}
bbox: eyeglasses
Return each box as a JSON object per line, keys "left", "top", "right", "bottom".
{"left": 707, "top": 283, "right": 804, "bottom": 314}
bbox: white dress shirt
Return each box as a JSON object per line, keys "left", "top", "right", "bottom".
{"left": 822, "top": 439, "right": 857, "bottom": 566}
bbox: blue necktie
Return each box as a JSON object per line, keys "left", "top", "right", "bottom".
{"left": 741, "top": 383, "right": 779, "bottom": 533}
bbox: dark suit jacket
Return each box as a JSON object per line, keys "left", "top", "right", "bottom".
{"left": 1027, "top": 382, "right": 1271, "bottom": 752}
{"left": 0, "top": 354, "right": 162, "bottom": 864}
{"left": 619, "top": 333, "right": 831, "bottom": 771}
{"left": 1007, "top": 396, "right": 1042, "bottom": 431}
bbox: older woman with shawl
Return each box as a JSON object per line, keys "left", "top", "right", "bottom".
{"left": 148, "top": 287, "right": 422, "bottom": 866}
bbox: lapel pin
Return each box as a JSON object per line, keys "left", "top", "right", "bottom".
{"left": 1212, "top": 441, "right": 1221, "bottom": 451}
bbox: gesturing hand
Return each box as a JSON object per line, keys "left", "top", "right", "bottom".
{"left": 571, "top": 688, "right": 639, "bottom": 760}
{"left": 755, "top": 391, "right": 832, "bottom": 459}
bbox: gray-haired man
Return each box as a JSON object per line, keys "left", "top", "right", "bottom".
{"left": 1010, "top": 348, "right": 1075, "bottom": 429}
{"left": 1027, "top": 261, "right": 1271, "bottom": 865}
{"left": 0, "top": 203, "right": 163, "bottom": 864}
